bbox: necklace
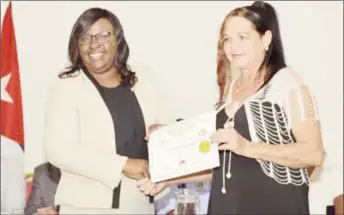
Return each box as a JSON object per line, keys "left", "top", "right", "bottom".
{"left": 223, "top": 117, "right": 234, "bottom": 130}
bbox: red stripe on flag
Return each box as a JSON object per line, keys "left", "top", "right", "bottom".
{"left": 1, "top": 2, "right": 25, "bottom": 146}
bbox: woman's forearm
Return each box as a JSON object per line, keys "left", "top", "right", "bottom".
{"left": 243, "top": 141, "right": 324, "bottom": 168}
{"left": 166, "top": 170, "right": 212, "bottom": 185}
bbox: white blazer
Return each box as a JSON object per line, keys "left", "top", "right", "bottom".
{"left": 43, "top": 67, "right": 171, "bottom": 214}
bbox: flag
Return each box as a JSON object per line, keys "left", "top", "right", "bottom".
{"left": 0, "top": 3, "right": 26, "bottom": 212}
{"left": 1, "top": 1, "right": 25, "bottom": 150}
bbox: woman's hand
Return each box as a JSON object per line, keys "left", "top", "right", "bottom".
{"left": 136, "top": 178, "right": 168, "bottom": 196}
{"left": 211, "top": 128, "right": 249, "bottom": 156}
{"left": 122, "top": 159, "right": 150, "bottom": 180}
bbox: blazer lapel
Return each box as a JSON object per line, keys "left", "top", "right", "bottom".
{"left": 78, "top": 71, "right": 156, "bottom": 149}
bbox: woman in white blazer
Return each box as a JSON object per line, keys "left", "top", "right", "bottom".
{"left": 44, "top": 8, "right": 170, "bottom": 214}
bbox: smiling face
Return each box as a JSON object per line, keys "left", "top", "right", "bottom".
{"left": 78, "top": 18, "right": 117, "bottom": 75}
{"left": 222, "top": 16, "right": 271, "bottom": 71}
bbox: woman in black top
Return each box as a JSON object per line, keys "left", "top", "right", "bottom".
{"left": 208, "top": 1, "right": 324, "bottom": 214}
{"left": 140, "top": 1, "right": 325, "bottom": 214}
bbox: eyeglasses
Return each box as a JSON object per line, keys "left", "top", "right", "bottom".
{"left": 79, "top": 31, "right": 112, "bottom": 45}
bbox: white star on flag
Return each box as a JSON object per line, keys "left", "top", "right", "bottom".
{"left": 1, "top": 73, "right": 13, "bottom": 103}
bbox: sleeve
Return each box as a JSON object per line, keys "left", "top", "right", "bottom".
{"left": 282, "top": 84, "right": 324, "bottom": 168}
{"left": 24, "top": 169, "right": 44, "bottom": 215}
{"left": 283, "top": 84, "right": 320, "bottom": 129}
{"left": 43, "top": 78, "right": 128, "bottom": 189}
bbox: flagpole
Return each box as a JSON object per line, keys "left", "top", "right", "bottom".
{"left": 8, "top": 0, "right": 12, "bottom": 11}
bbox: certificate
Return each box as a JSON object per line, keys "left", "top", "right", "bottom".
{"left": 148, "top": 111, "right": 220, "bottom": 183}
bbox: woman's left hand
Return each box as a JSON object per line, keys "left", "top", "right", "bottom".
{"left": 211, "top": 128, "right": 249, "bottom": 156}
{"left": 137, "top": 178, "right": 168, "bottom": 196}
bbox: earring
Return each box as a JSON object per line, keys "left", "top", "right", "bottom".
{"left": 265, "top": 46, "right": 269, "bottom": 51}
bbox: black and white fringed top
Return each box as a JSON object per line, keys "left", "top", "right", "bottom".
{"left": 208, "top": 67, "right": 319, "bottom": 215}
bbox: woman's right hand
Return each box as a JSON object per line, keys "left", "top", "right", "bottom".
{"left": 122, "top": 158, "right": 149, "bottom": 180}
